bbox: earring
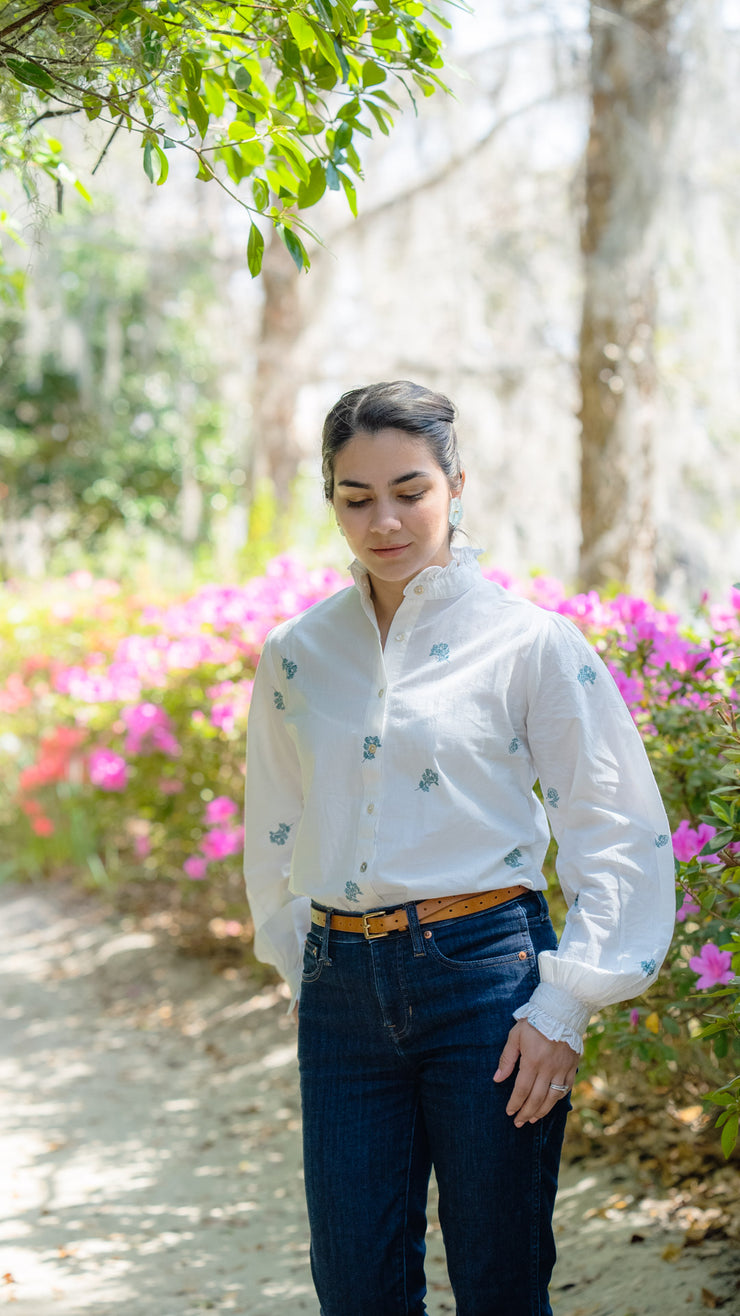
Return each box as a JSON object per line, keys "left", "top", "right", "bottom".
{"left": 335, "top": 518, "right": 345, "bottom": 538}
{"left": 449, "top": 496, "right": 463, "bottom": 528}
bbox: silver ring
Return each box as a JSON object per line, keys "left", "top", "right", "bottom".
{"left": 549, "top": 1082, "right": 570, "bottom": 1093}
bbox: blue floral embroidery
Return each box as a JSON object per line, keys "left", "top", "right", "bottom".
{"left": 655, "top": 834, "right": 669, "bottom": 848}
{"left": 273, "top": 690, "right": 285, "bottom": 711}
{"left": 269, "top": 822, "right": 291, "bottom": 846}
{"left": 577, "top": 665, "right": 596, "bottom": 686}
{"left": 504, "top": 848, "right": 523, "bottom": 869}
{"left": 281, "top": 657, "right": 297, "bottom": 680}
{"left": 345, "top": 880, "right": 362, "bottom": 903}
{"left": 572, "top": 893, "right": 580, "bottom": 909}
{"left": 508, "top": 737, "right": 520, "bottom": 755}
{"left": 546, "top": 787, "right": 560, "bottom": 809}
{"left": 641, "top": 958, "right": 656, "bottom": 976}
{"left": 363, "top": 736, "right": 382, "bottom": 760}
{"left": 417, "top": 769, "right": 439, "bottom": 792}
{"left": 430, "top": 643, "right": 450, "bottom": 663}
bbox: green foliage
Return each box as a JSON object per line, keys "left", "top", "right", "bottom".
{"left": 0, "top": 216, "right": 235, "bottom": 565}
{"left": 0, "top": 1, "right": 457, "bottom": 279}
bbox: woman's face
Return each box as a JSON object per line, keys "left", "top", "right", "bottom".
{"left": 332, "top": 428, "right": 463, "bottom": 592}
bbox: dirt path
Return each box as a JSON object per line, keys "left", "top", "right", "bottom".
{"left": 2, "top": 883, "right": 739, "bottom": 1316}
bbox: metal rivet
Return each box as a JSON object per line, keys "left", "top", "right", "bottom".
{"left": 414, "top": 585, "right": 424, "bottom": 595}
{"left": 424, "top": 930, "right": 433, "bottom": 940}
{"left": 360, "top": 862, "right": 367, "bottom": 873}
{"left": 518, "top": 950, "right": 527, "bottom": 960}
{"left": 378, "top": 688, "right": 385, "bottom": 697}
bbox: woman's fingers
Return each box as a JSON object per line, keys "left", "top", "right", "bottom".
{"left": 495, "top": 1020, "right": 579, "bottom": 1126}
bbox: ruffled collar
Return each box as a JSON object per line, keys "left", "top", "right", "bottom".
{"left": 349, "top": 546, "right": 482, "bottom": 602}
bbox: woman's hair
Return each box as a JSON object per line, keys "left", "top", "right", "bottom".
{"left": 321, "top": 380, "right": 462, "bottom": 501}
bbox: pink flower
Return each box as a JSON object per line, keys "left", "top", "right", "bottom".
{"left": 158, "top": 777, "right": 183, "bottom": 794}
{"left": 689, "top": 942, "right": 735, "bottom": 990}
{"left": 205, "top": 796, "right": 239, "bottom": 825}
{"left": 183, "top": 856, "right": 208, "bottom": 880}
{"left": 134, "top": 835, "right": 151, "bottom": 858}
{"left": 201, "top": 825, "right": 244, "bottom": 861}
{"left": 32, "top": 816, "right": 55, "bottom": 836}
{"left": 676, "top": 892, "right": 700, "bottom": 922}
{"left": 672, "top": 820, "right": 718, "bottom": 863}
{"left": 88, "top": 748, "right": 128, "bottom": 792}
{"left": 123, "top": 702, "right": 180, "bottom": 757}
{"left": 629, "top": 1008, "right": 640, "bottom": 1028}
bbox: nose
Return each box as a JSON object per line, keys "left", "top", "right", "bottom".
{"left": 370, "top": 500, "right": 402, "bottom": 533}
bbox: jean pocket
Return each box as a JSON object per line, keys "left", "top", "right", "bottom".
{"left": 424, "top": 904, "right": 536, "bottom": 972}
{"left": 301, "top": 931, "right": 325, "bottom": 984}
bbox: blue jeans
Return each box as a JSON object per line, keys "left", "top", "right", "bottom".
{"left": 298, "top": 891, "right": 569, "bottom": 1316}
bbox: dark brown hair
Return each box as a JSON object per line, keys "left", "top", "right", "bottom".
{"left": 321, "top": 380, "right": 462, "bottom": 501}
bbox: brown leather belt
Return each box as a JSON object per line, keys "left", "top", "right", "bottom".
{"left": 310, "top": 885, "right": 530, "bottom": 941}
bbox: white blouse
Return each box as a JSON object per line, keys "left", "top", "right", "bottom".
{"left": 243, "top": 547, "right": 676, "bottom": 1052}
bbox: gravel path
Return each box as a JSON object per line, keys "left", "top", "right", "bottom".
{"left": 2, "top": 883, "right": 739, "bottom": 1315}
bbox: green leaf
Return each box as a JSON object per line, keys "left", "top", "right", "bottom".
{"left": 5, "top": 58, "right": 56, "bottom": 92}
{"left": 142, "top": 140, "right": 154, "bottom": 184}
{"left": 366, "top": 101, "right": 391, "bottom": 136}
{"left": 339, "top": 170, "right": 357, "bottom": 217}
{"left": 233, "top": 65, "right": 252, "bottom": 91}
{"left": 180, "top": 53, "right": 201, "bottom": 92}
{"left": 247, "top": 223, "right": 265, "bottom": 276}
{"left": 281, "top": 227, "right": 310, "bottom": 272}
{"left": 332, "top": 37, "right": 350, "bottom": 82}
{"left": 82, "top": 95, "right": 103, "bottom": 121}
{"left": 154, "top": 144, "right": 169, "bottom": 186}
{"left": 325, "top": 161, "right": 340, "bottom": 191}
{"left": 721, "top": 1112, "right": 739, "bottom": 1157}
{"left": 252, "top": 177, "right": 269, "bottom": 210}
{"left": 362, "top": 60, "right": 387, "bottom": 88}
{"left": 288, "top": 11, "right": 316, "bottom": 50}
{"left": 275, "top": 76, "right": 297, "bottom": 110}
{"left": 296, "top": 158, "right": 326, "bottom": 209}
{"left": 74, "top": 179, "right": 93, "bottom": 202}
{"left": 187, "top": 92, "right": 210, "bottom": 138}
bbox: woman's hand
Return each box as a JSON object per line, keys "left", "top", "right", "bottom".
{"left": 493, "top": 1019, "right": 579, "bottom": 1127}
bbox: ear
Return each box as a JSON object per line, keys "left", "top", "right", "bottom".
{"left": 454, "top": 470, "right": 466, "bottom": 497}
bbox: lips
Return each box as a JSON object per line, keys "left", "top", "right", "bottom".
{"left": 371, "top": 544, "right": 411, "bottom": 556}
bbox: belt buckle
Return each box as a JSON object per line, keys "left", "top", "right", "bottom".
{"left": 362, "top": 910, "right": 387, "bottom": 940}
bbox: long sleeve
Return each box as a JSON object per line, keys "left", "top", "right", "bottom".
{"left": 513, "top": 612, "right": 676, "bottom": 1053}
{"left": 243, "top": 630, "right": 310, "bottom": 1001}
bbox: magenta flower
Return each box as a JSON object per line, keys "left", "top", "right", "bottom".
{"left": 183, "top": 855, "right": 208, "bottom": 880}
{"left": 672, "top": 820, "right": 718, "bottom": 863}
{"left": 205, "top": 796, "right": 239, "bottom": 825}
{"left": 629, "top": 1008, "right": 640, "bottom": 1028}
{"left": 201, "top": 825, "right": 244, "bottom": 861}
{"left": 676, "top": 892, "right": 700, "bottom": 923}
{"left": 123, "top": 702, "right": 180, "bottom": 758}
{"left": 689, "top": 943, "right": 735, "bottom": 990}
{"left": 88, "top": 748, "right": 128, "bottom": 791}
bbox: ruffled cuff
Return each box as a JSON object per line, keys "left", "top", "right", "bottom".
{"left": 513, "top": 981, "right": 592, "bottom": 1056}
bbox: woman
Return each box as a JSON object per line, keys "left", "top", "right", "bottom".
{"left": 243, "top": 380, "right": 675, "bottom": 1316}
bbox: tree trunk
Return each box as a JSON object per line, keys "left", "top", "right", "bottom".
{"left": 250, "top": 228, "right": 303, "bottom": 508}
{"left": 578, "top": 0, "right": 682, "bottom": 592}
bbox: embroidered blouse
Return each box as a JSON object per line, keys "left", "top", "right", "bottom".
{"left": 243, "top": 547, "right": 675, "bottom": 1052}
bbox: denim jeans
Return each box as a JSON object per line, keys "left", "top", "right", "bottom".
{"left": 297, "top": 890, "right": 569, "bottom": 1316}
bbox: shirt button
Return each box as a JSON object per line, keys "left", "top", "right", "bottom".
{"left": 360, "top": 862, "right": 367, "bottom": 873}
{"left": 378, "top": 688, "right": 385, "bottom": 698}
{"left": 395, "top": 632, "right": 406, "bottom": 642}
{"left": 367, "top": 803, "right": 375, "bottom": 814}
{"left": 414, "top": 585, "right": 424, "bottom": 595}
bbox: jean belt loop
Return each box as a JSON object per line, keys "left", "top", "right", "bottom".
{"left": 405, "top": 900, "right": 427, "bottom": 958}
{"left": 318, "top": 906, "right": 333, "bottom": 966}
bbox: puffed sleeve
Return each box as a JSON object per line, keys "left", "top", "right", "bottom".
{"left": 513, "top": 611, "right": 676, "bottom": 1053}
{"left": 243, "top": 629, "right": 310, "bottom": 1003}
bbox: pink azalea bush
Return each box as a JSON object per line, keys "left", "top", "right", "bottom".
{"left": 1, "top": 555, "right": 739, "bottom": 1146}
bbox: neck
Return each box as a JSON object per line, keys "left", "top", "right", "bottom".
{"left": 368, "top": 575, "right": 406, "bottom": 644}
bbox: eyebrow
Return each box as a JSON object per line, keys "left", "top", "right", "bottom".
{"left": 337, "top": 470, "right": 430, "bottom": 490}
